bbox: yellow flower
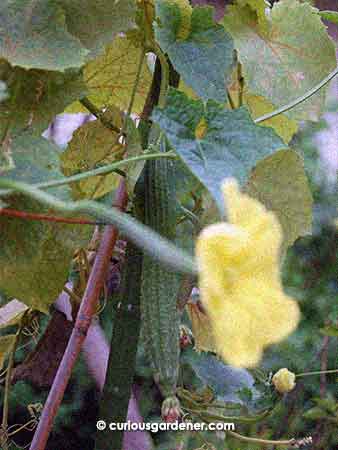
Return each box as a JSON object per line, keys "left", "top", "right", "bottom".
{"left": 195, "top": 178, "right": 300, "bottom": 368}
{"left": 272, "top": 368, "right": 296, "bottom": 393}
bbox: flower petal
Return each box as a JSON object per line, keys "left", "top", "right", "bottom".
{"left": 195, "top": 178, "right": 300, "bottom": 367}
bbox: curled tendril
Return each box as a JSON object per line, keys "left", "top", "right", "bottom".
{"left": 22, "top": 317, "right": 40, "bottom": 344}
{"left": 94, "top": 294, "right": 107, "bottom": 317}
{"left": 0, "top": 425, "right": 9, "bottom": 447}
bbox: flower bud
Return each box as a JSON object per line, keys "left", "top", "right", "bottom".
{"left": 161, "top": 396, "right": 182, "bottom": 423}
{"left": 272, "top": 368, "right": 296, "bottom": 393}
{"left": 179, "top": 325, "right": 193, "bottom": 349}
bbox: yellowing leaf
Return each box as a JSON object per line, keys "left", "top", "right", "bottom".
{"left": 0, "top": 195, "right": 91, "bottom": 313}
{"left": 187, "top": 302, "right": 217, "bottom": 353}
{"left": 245, "top": 149, "right": 313, "bottom": 252}
{"left": 236, "top": 0, "right": 271, "bottom": 34}
{"left": 245, "top": 94, "right": 298, "bottom": 144}
{"left": 178, "top": 78, "right": 199, "bottom": 100}
{"left": 196, "top": 178, "right": 300, "bottom": 368}
{"left": 0, "top": 134, "right": 92, "bottom": 313}
{"left": 66, "top": 35, "right": 152, "bottom": 115}
{"left": 194, "top": 117, "right": 207, "bottom": 140}
{"left": 0, "top": 299, "right": 28, "bottom": 329}
{"left": 0, "top": 60, "right": 87, "bottom": 139}
{"left": 169, "top": 0, "right": 193, "bottom": 40}
{"left": 224, "top": 0, "right": 337, "bottom": 120}
{"left": 0, "top": 334, "right": 16, "bottom": 371}
{"left": 60, "top": 108, "right": 123, "bottom": 200}
{"left": 227, "top": 70, "right": 298, "bottom": 143}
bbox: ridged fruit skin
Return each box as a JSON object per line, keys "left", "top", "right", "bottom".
{"left": 141, "top": 154, "right": 181, "bottom": 399}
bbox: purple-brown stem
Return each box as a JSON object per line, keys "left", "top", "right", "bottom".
{"left": 0, "top": 208, "right": 98, "bottom": 225}
{"left": 29, "top": 180, "right": 128, "bottom": 450}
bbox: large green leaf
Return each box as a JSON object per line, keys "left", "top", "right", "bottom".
{"left": 0, "top": 200, "right": 90, "bottom": 313}
{"left": 59, "top": 0, "right": 136, "bottom": 57}
{"left": 66, "top": 35, "right": 152, "bottom": 115}
{"left": 2, "top": 132, "right": 69, "bottom": 198}
{"left": 245, "top": 149, "right": 313, "bottom": 251}
{"left": 152, "top": 89, "right": 286, "bottom": 209}
{"left": 224, "top": 0, "right": 337, "bottom": 120}
{"left": 181, "top": 347, "right": 255, "bottom": 404}
{"left": 155, "top": 0, "right": 234, "bottom": 102}
{"left": 60, "top": 108, "right": 122, "bottom": 200}
{"left": 0, "top": 133, "right": 91, "bottom": 313}
{"left": 0, "top": 61, "right": 87, "bottom": 139}
{"left": 0, "top": 0, "right": 88, "bottom": 71}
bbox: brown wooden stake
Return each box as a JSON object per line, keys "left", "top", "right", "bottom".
{"left": 29, "top": 180, "right": 128, "bottom": 450}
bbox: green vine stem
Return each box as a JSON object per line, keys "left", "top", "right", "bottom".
{"left": 185, "top": 409, "right": 311, "bottom": 447}
{"left": 0, "top": 152, "right": 176, "bottom": 197}
{"left": 182, "top": 406, "right": 271, "bottom": 424}
{"left": 79, "top": 97, "right": 121, "bottom": 134}
{"left": 1, "top": 321, "right": 24, "bottom": 450}
{"left": 0, "top": 179, "right": 197, "bottom": 275}
{"left": 38, "top": 152, "right": 176, "bottom": 190}
{"left": 94, "top": 241, "right": 143, "bottom": 450}
{"left": 227, "top": 430, "right": 312, "bottom": 447}
{"left": 295, "top": 368, "right": 338, "bottom": 378}
{"left": 255, "top": 66, "right": 338, "bottom": 123}
{"left": 177, "top": 388, "right": 241, "bottom": 411}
